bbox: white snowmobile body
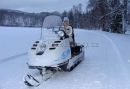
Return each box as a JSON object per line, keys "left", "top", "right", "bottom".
{"left": 28, "top": 39, "right": 84, "bottom": 71}
{"left": 24, "top": 15, "right": 84, "bottom": 87}
{"left": 28, "top": 38, "right": 71, "bottom": 70}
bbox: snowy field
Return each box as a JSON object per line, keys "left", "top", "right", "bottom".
{"left": 0, "top": 27, "right": 130, "bottom": 89}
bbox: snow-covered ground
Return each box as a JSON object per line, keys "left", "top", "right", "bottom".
{"left": 126, "top": 25, "right": 130, "bottom": 34}
{"left": 0, "top": 27, "right": 130, "bottom": 89}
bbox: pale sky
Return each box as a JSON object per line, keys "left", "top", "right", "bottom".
{"left": 0, "top": 0, "right": 88, "bottom": 13}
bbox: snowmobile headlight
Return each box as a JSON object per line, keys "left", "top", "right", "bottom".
{"left": 58, "top": 30, "right": 65, "bottom": 37}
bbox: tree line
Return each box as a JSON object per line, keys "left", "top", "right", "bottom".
{"left": 63, "top": 0, "right": 130, "bottom": 33}
{"left": 0, "top": 0, "right": 130, "bottom": 33}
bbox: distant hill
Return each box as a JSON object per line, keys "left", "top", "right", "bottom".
{"left": 0, "top": 9, "right": 61, "bottom": 27}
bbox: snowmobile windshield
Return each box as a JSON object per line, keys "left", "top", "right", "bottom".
{"left": 42, "top": 15, "right": 62, "bottom": 29}
{"left": 41, "top": 15, "right": 63, "bottom": 40}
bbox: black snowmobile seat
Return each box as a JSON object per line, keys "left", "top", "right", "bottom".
{"left": 71, "top": 46, "right": 81, "bottom": 56}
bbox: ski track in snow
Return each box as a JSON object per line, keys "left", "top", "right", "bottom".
{"left": 87, "top": 31, "right": 130, "bottom": 89}
{"left": 0, "top": 27, "right": 130, "bottom": 89}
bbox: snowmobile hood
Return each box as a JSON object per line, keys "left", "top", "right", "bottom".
{"left": 28, "top": 39, "right": 71, "bottom": 68}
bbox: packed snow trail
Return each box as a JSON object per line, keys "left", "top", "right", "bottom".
{"left": 0, "top": 27, "right": 130, "bottom": 89}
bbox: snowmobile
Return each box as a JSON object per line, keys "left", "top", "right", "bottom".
{"left": 24, "top": 15, "right": 84, "bottom": 87}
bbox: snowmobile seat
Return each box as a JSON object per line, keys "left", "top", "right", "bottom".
{"left": 71, "top": 46, "right": 81, "bottom": 56}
